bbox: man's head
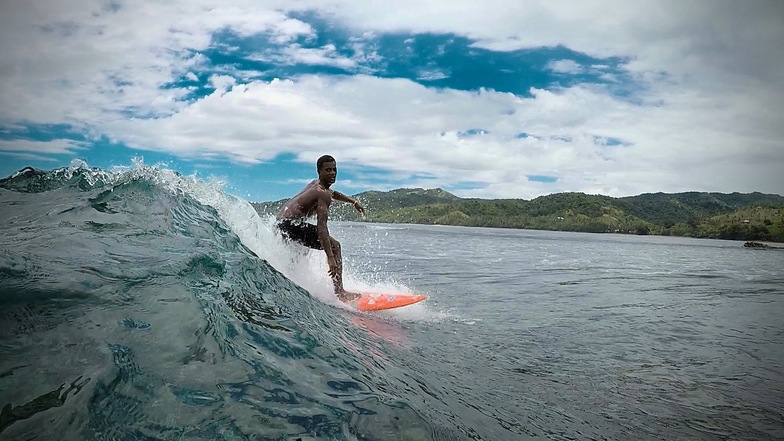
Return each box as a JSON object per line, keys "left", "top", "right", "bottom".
{"left": 316, "top": 155, "right": 337, "bottom": 186}
{"left": 316, "top": 155, "right": 336, "bottom": 172}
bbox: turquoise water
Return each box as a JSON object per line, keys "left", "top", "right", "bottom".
{"left": 1, "top": 162, "right": 783, "bottom": 440}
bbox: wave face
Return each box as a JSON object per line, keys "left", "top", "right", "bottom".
{"left": 0, "top": 161, "right": 464, "bottom": 440}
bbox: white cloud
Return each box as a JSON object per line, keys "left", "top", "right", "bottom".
{"left": 0, "top": 0, "right": 315, "bottom": 125}
{"left": 547, "top": 59, "right": 583, "bottom": 74}
{"left": 95, "top": 73, "right": 783, "bottom": 198}
{"left": 0, "top": 0, "right": 782, "bottom": 198}
{"left": 417, "top": 70, "right": 450, "bottom": 81}
{"left": 0, "top": 139, "right": 87, "bottom": 155}
{"left": 257, "top": 43, "right": 357, "bottom": 69}
{"left": 209, "top": 75, "right": 237, "bottom": 92}
{"left": 0, "top": 152, "right": 59, "bottom": 162}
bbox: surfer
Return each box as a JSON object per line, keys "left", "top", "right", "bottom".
{"left": 275, "top": 155, "right": 366, "bottom": 303}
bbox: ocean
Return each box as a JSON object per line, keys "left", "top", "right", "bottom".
{"left": 1, "top": 162, "right": 783, "bottom": 440}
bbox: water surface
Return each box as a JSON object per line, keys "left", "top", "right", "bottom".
{"left": 1, "top": 164, "right": 782, "bottom": 440}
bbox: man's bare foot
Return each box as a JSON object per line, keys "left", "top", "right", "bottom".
{"left": 336, "top": 290, "right": 361, "bottom": 303}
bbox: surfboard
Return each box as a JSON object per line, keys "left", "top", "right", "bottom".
{"left": 349, "top": 292, "right": 428, "bottom": 312}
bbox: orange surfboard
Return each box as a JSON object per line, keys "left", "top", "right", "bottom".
{"left": 350, "top": 292, "right": 428, "bottom": 312}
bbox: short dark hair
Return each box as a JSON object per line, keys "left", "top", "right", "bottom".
{"left": 317, "top": 155, "right": 336, "bottom": 171}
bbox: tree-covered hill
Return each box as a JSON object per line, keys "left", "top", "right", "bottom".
{"left": 251, "top": 188, "right": 784, "bottom": 242}
{"left": 351, "top": 187, "right": 462, "bottom": 210}
{"left": 613, "top": 192, "right": 784, "bottom": 226}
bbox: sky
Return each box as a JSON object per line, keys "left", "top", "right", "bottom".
{"left": 1, "top": 0, "right": 783, "bottom": 202}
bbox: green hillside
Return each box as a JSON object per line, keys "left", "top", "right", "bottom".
{"left": 677, "top": 206, "right": 784, "bottom": 241}
{"left": 252, "top": 188, "right": 784, "bottom": 242}
{"left": 356, "top": 187, "right": 462, "bottom": 209}
{"left": 614, "top": 192, "right": 784, "bottom": 225}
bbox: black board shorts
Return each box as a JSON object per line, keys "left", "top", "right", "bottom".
{"left": 276, "top": 218, "right": 323, "bottom": 250}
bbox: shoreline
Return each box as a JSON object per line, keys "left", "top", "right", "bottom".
{"left": 334, "top": 219, "right": 784, "bottom": 246}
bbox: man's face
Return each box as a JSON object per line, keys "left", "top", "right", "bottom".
{"left": 318, "top": 161, "right": 337, "bottom": 185}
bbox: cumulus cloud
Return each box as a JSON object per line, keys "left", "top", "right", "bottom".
{"left": 250, "top": 43, "right": 357, "bottom": 69}
{"left": 0, "top": 0, "right": 782, "bottom": 197}
{"left": 94, "top": 73, "right": 782, "bottom": 198}
{"left": 0, "top": 0, "right": 314, "bottom": 125}
{"left": 547, "top": 60, "right": 583, "bottom": 74}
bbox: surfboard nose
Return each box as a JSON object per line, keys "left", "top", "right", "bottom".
{"left": 355, "top": 292, "right": 428, "bottom": 312}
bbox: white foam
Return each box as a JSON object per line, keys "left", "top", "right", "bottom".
{"left": 202, "top": 192, "right": 446, "bottom": 322}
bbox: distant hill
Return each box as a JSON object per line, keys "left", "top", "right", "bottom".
{"left": 252, "top": 188, "right": 784, "bottom": 242}
{"left": 614, "top": 192, "right": 784, "bottom": 225}
{"left": 354, "top": 187, "right": 462, "bottom": 209}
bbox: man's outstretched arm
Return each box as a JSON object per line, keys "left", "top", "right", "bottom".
{"left": 331, "top": 190, "right": 356, "bottom": 204}
{"left": 331, "top": 190, "right": 365, "bottom": 215}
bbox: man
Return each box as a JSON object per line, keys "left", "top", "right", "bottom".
{"left": 276, "top": 155, "right": 366, "bottom": 302}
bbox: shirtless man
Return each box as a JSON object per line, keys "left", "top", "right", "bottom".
{"left": 276, "top": 155, "right": 366, "bottom": 302}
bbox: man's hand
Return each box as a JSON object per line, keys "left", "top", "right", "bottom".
{"left": 327, "top": 256, "right": 339, "bottom": 278}
{"left": 352, "top": 200, "right": 365, "bottom": 217}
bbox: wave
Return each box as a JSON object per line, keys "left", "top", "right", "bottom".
{"left": 0, "top": 160, "right": 466, "bottom": 440}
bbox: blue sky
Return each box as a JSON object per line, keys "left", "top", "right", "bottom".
{"left": 1, "top": 1, "right": 783, "bottom": 202}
